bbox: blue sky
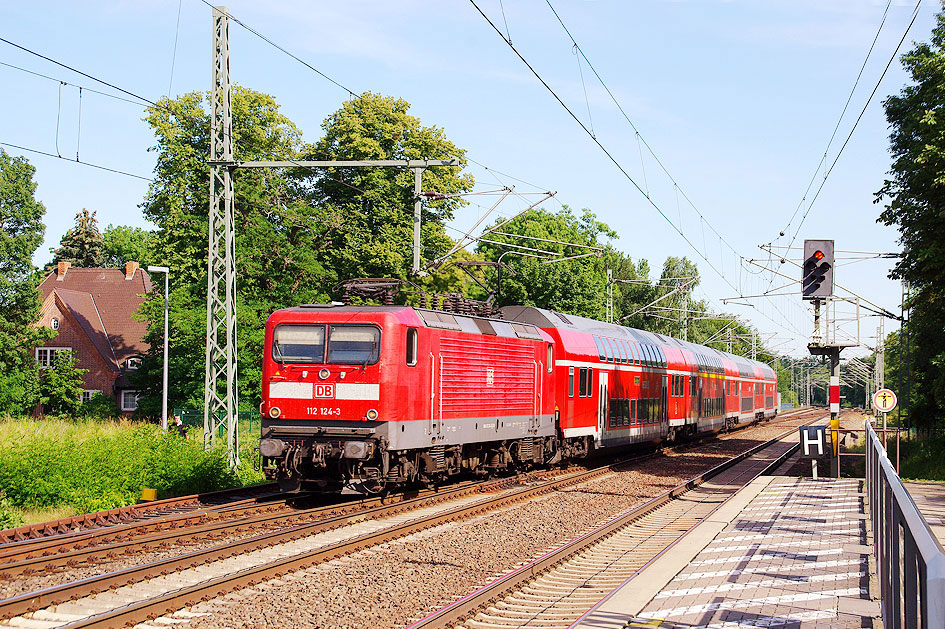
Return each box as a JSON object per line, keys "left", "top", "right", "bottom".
{"left": 0, "top": 0, "right": 935, "bottom": 358}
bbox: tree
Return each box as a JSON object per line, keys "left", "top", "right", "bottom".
{"left": 875, "top": 8, "right": 945, "bottom": 423}
{"left": 476, "top": 206, "right": 616, "bottom": 319}
{"left": 133, "top": 88, "right": 475, "bottom": 413}
{"left": 49, "top": 209, "right": 105, "bottom": 268}
{"left": 0, "top": 149, "right": 49, "bottom": 415}
{"left": 102, "top": 225, "right": 155, "bottom": 268}
{"left": 39, "top": 350, "right": 86, "bottom": 416}
{"left": 306, "top": 91, "right": 474, "bottom": 283}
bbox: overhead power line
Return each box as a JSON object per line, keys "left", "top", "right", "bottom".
{"left": 469, "top": 0, "right": 807, "bottom": 340}
{"left": 0, "top": 141, "right": 152, "bottom": 181}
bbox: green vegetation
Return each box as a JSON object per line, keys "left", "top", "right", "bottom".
{"left": 0, "top": 417, "right": 262, "bottom": 520}
{"left": 48, "top": 208, "right": 105, "bottom": 270}
{"left": 875, "top": 6, "right": 945, "bottom": 426}
{"left": 0, "top": 149, "right": 50, "bottom": 416}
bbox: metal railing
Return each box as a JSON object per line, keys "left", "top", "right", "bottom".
{"left": 866, "top": 419, "right": 945, "bottom": 628}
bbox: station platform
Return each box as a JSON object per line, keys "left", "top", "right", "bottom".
{"left": 903, "top": 481, "right": 945, "bottom": 547}
{"left": 574, "top": 475, "right": 880, "bottom": 628}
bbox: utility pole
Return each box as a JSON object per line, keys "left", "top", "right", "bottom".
{"left": 206, "top": 5, "right": 239, "bottom": 466}
{"left": 206, "top": 5, "right": 457, "bottom": 466}
{"left": 606, "top": 268, "right": 613, "bottom": 324}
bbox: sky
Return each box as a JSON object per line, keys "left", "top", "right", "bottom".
{"left": 0, "top": 0, "right": 936, "bottom": 360}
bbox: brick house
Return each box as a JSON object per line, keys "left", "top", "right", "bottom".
{"left": 35, "top": 261, "right": 153, "bottom": 414}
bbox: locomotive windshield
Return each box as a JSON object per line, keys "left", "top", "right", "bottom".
{"left": 272, "top": 324, "right": 380, "bottom": 365}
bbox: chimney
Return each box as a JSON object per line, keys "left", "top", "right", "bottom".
{"left": 56, "top": 261, "right": 70, "bottom": 281}
{"left": 125, "top": 261, "right": 139, "bottom": 280}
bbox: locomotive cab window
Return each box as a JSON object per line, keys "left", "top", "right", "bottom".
{"left": 406, "top": 328, "right": 418, "bottom": 366}
{"left": 272, "top": 324, "right": 326, "bottom": 363}
{"left": 327, "top": 325, "right": 380, "bottom": 365}
{"left": 547, "top": 343, "right": 553, "bottom": 372}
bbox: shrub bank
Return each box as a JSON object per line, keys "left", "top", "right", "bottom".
{"left": 0, "top": 417, "right": 253, "bottom": 513}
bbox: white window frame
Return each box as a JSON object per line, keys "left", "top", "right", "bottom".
{"left": 81, "top": 389, "right": 102, "bottom": 403}
{"left": 36, "top": 347, "right": 71, "bottom": 368}
{"left": 120, "top": 390, "right": 140, "bottom": 411}
{"left": 125, "top": 357, "right": 143, "bottom": 370}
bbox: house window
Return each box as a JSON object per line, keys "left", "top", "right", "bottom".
{"left": 36, "top": 347, "right": 71, "bottom": 368}
{"left": 81, "top": 390, "right": 101, "bottom": 403}
{"left": 125, "top": 357, "right": 143, "bottom": 370}
{"left": 50, "top": 317, "right": 60, "bottom": 331}
{"left": 121, "top": 390, "right": 139, "bottom": 411}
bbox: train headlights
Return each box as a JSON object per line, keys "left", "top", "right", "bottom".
{"left": 318, "top": 368, "right": 330, "bottom": 380}
{"left": 268, "top": 405, "right": 282, "bottom": 419}
{"left": 366, "top": 408, "right": 379, "bottom": 420}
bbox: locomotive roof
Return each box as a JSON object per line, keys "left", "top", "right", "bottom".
{"left": 500, "top": 305, "right": 775, "bottom": 379}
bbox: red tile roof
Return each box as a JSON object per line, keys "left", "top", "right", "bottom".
{"left": 38, "top": 266, "right": 152, "bottom": 363}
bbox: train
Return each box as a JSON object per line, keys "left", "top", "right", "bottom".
{"left": 258, "top": 304, "right": 778, "bottom": 493}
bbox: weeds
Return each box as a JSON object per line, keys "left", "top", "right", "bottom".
{"left": 0, "top": 417, "right": 249, "bottom": 514}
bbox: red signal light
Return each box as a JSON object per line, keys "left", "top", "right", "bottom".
{"left": 813, "top": 250, "right": 824, "bottom": 261}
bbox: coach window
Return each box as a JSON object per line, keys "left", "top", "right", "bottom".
{"left": 594, "top": 336, "right": 606, "bottom": 361}
{"left": 617, "top": 340, "right": 628, "bottom": 364}
{"left": 569, "top": 366, "right": 575, "bottom": 397}
{"left": 406, "top": 328, "right": 418, "bottom": 366}
{"left": 606, "top": 338, "right": 617, "bottom": 363}
{"left": 579, "top": 368, "right": 587, "bottom": 397}
{"left": 547, "top": 343, "right": 553, "bottom": 372}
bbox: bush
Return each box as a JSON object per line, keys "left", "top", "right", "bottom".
{"left": 0, "top": 417, "right": 243, "bottom": 513}
{"left": 78, "top": 393, "right": 121, "bottom": 419}
{"left": 0, "top": 491, "right": 24, "bottom": 529}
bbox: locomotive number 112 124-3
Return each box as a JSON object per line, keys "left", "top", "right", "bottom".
{"left": 307, "top": 407, "right": 341, "bottom": 416}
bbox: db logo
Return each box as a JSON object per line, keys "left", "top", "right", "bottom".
{"left": 313, "top": 384, "right": 335, "bottom": 398}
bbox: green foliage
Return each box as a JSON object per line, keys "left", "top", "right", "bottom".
{"left": 79, "top": 393, "right": 121, "bottom": 419}
{"left": 0, "top": 418, "right": 243, "bottom": 513}
{"left": 0, "top": 491, "right": 24, "bottom": 529}
{"left": 876, "top": 8, "right": 945, "bottom": 424}
{"left": 135, "top": 89, "right": 474, "bottom": 412}
{"left": 0, "top": 149, "right": 48, "bottom": 415}
{"left": 102, "top": 224, "right": 155, "bottom": 268}
{"left": 39, "top": 351, "right": 87, "bottom": 417}
{"left": 477, "top": 206, "right": 615, "bottom": 319}
{"left": 49, "top": 208, "right": 105, "bottom": 269}
{"left": 308, "top": 91, "right": 474, "bottom": 282}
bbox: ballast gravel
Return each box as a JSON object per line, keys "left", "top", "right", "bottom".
{"left": 168, "top": 428, "right": 790, "bottom": 629}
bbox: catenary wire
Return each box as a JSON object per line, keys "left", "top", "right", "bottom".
{"left": 0, "top": 141, "right": 152, "bottom": 181}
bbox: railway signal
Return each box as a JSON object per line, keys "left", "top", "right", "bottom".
{"left": 802, "top": 239, "right": 834, "bottom": 299}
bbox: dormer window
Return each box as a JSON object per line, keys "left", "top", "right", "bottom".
{"left": 125, "top": 357, "right": 143, "bottom": 370}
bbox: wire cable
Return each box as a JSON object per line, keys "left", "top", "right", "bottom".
{"left": 0, "top": 140, "right": 152, "bottom": 180}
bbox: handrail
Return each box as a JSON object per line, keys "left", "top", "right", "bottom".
{"left": 866, "top": 419, "right": 945, "bottom": 628}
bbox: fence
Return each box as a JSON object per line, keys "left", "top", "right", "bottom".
{"left": 173, "top": 409, "right": 259, "bottom": 439}
{"left": 866, "top": 419, "right": 945, "bottom": 628}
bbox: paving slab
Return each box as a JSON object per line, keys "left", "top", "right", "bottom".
{"left": 574, "top": 476, "right": 880, "bottom": 628}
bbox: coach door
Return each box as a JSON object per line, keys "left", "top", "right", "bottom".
{"left": 598, "top": 372, "right": 608, "bottom": 443}
{"left": 661, "top": 375, "right": 668, "bottom": 425}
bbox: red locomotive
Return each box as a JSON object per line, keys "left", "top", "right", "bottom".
{"left": 259, "top": 304, "right": 778, "bottom": 493}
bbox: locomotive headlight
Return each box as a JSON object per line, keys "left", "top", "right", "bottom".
{"left": 366, "top": 408, "right": 379, "bottom": 420}
{"left": 268, "top": 405, "right": 282, "bottom": 419}
{"left": 318, "top": 368, "right": 330, "bottom": 380}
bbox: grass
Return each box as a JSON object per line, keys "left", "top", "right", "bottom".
{"left": 0, "top": 416, "right": 264, "bottom": 528}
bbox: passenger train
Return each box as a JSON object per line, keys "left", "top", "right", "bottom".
{"left": 259, "top": 304, "right": 778, "bottom": 493}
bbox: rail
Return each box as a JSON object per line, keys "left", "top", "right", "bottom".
{"left": 866, "top": 419, "right": 945, "bottom": 628}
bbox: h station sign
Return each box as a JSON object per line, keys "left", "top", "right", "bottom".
{"left": 799, "top": 425, "right": 831, "bottom": 479}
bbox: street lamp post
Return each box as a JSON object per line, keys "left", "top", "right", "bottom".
{"left": 147, "top": 266, "right": 170, "bottom": 430}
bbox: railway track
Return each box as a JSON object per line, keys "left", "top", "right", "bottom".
{"left": 0, "top": 484, "right": 280, "bottom": 544}
{"left": 0, "top": 407, "right": 816, "bottom": 573}
{"left": 407, "top": 417, "right": 819, "bottom": 629}
{"left": 0, "top": 408, "right": 822, "bottom": 628}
